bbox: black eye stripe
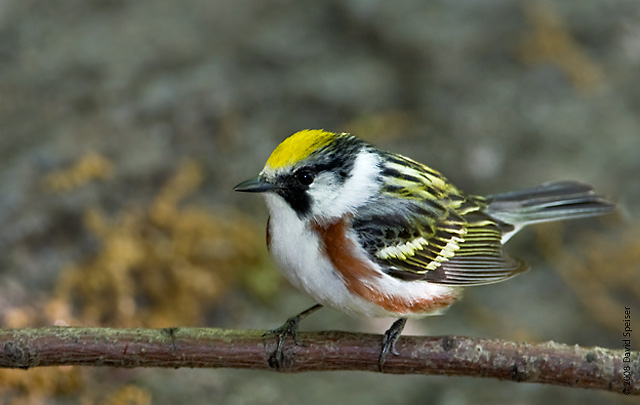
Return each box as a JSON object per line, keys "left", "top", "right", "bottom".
{"left": 277, "top": 175, "right": 311, "bottom": 217}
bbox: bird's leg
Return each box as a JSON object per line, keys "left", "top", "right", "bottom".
{"left": 379, "top": 318, "right": 407, "bottom": 371}
{"left": 264, "top": 304, "right": 323, "bottom": 369}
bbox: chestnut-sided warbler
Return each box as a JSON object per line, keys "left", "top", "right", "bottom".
{"left": 234, "top": 129, "right": 615, "bottom": 370}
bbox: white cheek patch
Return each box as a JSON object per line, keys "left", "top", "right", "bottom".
{"left": 307, "top": 151, "right": 381, "bottom": 220}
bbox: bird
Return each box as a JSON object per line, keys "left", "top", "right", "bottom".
{"left": 233, "top": 129, "right": 615, "bottom": 370}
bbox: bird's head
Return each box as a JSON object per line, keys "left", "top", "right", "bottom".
{"left": 234, "top": 129, "right": 381, "bottom": 221}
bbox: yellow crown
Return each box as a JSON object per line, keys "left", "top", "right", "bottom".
{"left": 265, "top": 129, "right": 337, "bottom": 170}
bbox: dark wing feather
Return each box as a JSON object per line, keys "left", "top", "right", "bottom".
{"left": 353, "top": 154, "right": 527, "bottom": 286}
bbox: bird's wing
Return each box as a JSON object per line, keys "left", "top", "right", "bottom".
{"left": 353, "top": 154, "right": 527, "bottom": 286}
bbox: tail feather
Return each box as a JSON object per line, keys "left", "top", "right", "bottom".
{"left": 486, "top": 181, "right": 615, "bottom": 230}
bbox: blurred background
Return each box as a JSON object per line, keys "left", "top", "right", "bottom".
{"left": 1, "top": 0, "right": 639, "bottom": 403}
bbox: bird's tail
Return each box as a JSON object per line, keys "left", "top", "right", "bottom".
{"left": 485, "top": 181, "right": 615, "bottom": 241}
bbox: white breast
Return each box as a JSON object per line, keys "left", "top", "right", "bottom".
{"left": 263, "top": 193, "right": 386, "bottom": 316}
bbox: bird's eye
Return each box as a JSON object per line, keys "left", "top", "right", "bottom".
{"left": 295, "top": 170, "right": 315, "bottom": 186}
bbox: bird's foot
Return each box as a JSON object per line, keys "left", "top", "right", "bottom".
{"left": 378, "top": 318, "right": 407, "bottom": 372}
{"left": 263, "top": 304, "right": 323, "bottom": 369}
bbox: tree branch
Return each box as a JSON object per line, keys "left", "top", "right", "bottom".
{"left": 0, "top": 327, "right": 637, "bottom": 395}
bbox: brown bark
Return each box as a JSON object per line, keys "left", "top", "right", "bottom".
{"left": 0, "top": 327, "right": 637, "bottom": 395}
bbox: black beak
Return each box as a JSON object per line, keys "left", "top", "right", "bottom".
{"left": 233, "top": 176, "right": 274, "bottom": 193}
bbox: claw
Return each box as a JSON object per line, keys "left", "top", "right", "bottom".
{"left": 263, "top": 317, "right": 300, "bottom": 368}
{"left": 264, "top": 304, "right": 322, "bottom": 369}
{"left": 378, "top": 318, "right": 407, "bottom": 371}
